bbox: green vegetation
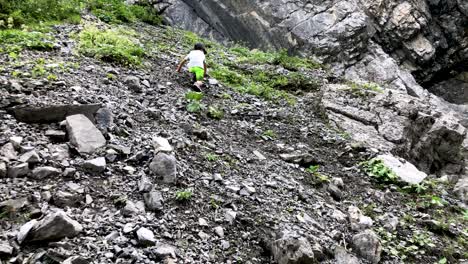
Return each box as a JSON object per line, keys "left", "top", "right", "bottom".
{"left": 0, "top": 0, "right": 161, "bottom": 29}
{"left": 0, "top": 29, "right": 54, "bottom": 53}
{"left": 361, "top": 158, "right": 398, "bottom": 184}
{"left": 175, "top": 189, "right": 193, "bottom": 202}
{"left": 77, "top": 26, "right": 144, "bottom": 66}
{"left": 205, "top": 153, "right": 219, "bottom": 162}
{"left": 305, "top": 165, "right": 330, "bottom": 185}
{"left": 262, "top": 129, "right": 277, "bottom": 140}
{"left": 207, "top": 105, "right": 224, "bottom": 120}
{"left": 185, "top": 91, "right": 205, "bottom": 113}
{"left": 345, "top": 81, "right": 383, "bottom": 97}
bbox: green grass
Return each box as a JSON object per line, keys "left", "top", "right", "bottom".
{"left": 175, "top": 189, "right": 193, "bottom": 202}
{"left": 0, "top": 29, "right": 55, "bottom": 53}
{"left": 345, "top": 81, "right": 383, "bottom": 97}
{"left": 77, "top": 25, "right": 144, "bottom": 66}
{"left": 87, "top": 0, "right": 161, "bottom": 25}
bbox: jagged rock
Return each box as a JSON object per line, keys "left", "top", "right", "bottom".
{"left": 45, "top": 129, "right": 67, "bottom": 141}
{"left": 9, "top": 136, "right": 23, "bottom": 149}
{"left": 149, "top": 153, "right": 177, "bottom": 183}
{"left": 143, "top": 190, "right": 163, "bottom": 211}
{"left": 352, "top": 230, "right": 382, "bottom": 264}
{"left": 0, "top": 241, "right": 14, "bottom": 256}
{"left": 23, "top": 211, "right": 82, "bottom": 242}
{"left": 124, "top": 76, "right": 142, "bottom": 92}
{"left": 454, "top": 177, "right": 468, "bottom": 203}
{"left": 0, "top": 143, "right": 17, "bottom": 161}
{"left": 63, "top": 256, "right": 90, "bottom": 264}
{"left": 121, "top": 200, "right": 144, "bottom": 216}
{"left": 154, "top": 244, "right": 176, "bottom": 259}
{"left": 53, "top": 191, "right": 82, "bottom": 207}
{"left": 377, "top": 154, "right": 427, "bottom": 184}
{"left": 32, "top": 166, "right": 61, "bottom": 179}
{"left": 82, "top": 157, "right": 106, "bottom": 173}
{"left": 95, "top": 107, "right": 114, "bottom": 132}
{"left": 138, "top": 175, "right": 153, "bottom": 192}
{"left": 49, "top": 144, "right": 70, "bottom": 161}
{"left": 66, "top": 114, "right": 106, "bottom": 154}
{"left": 136, "top": 227, "right": 155, "bottom": 246}
{"left": 214, "top": 226, "right": 224, "bottom": 238}
{"left": 8, "top": 163, "right": 30, "bottom": 178}
{"left": 348, "top": 206, "right": 373, "bottom": 231}
{"left": 279, "top": 152, "right": 317, "bottom": 166}
{"left": 63, "top": 168, "right": 76, "bottom": 177}
{"left": 9, "top": 104, "right": 101, "bottom": 123}
{"left": 224, "top": 209, "right": 237, "bottom": 225}
{"left": 269, "top": 230, "right": 315, "bottom": 264}
{"left": 19, "top": 150, "right": 41, "bottom": 163}
{"left": 0, "top": 161, "right": 6, "bottom": 177}
{"left": 334, "top": 246, "right": 359, "bottom": 264}
{"left": 17, "top": 219, "right": 37, "bottom": 244}
{"left": 152, "top": 136, "right": 173, "bottom": 153}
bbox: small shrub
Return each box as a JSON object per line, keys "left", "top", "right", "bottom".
{"left": 205, "top": 153, "right": 219, "bottom": 162}
{"left": 185, "top": 91, "right": 204, "bottom": 101}
{"left": 210, "top": 67, "right": 245, "bottom": 87}
{"left": 272, "top": 49, "right": 322, "bottom": 70}
{"left": 0, "top": 29, "right": 55, "bottom": 53}
{"left": 207, "top": 105, "right": 224, "bottom": 120}
{"left": 305, "top": 165, "right": 329, "bottom": 185}
{"left": 185, "top": 91, "right": 205, "bottom": 113}
{"left": 361, "top": 158, "right": 399, "bottom": 184}
{"left": 87, "top": 0, "right": 162, "bottom": 25}
{"left": 262, "top": 129, "right": 277, "bottom": 140}
{"left": 78, "top": 26, "right": 144, "bottom": 66}
{"left": 175, "top": 189, "right": 192, "bottom": 201}
{"left": 346, "top": 81, "right": 383, "bottom": 97}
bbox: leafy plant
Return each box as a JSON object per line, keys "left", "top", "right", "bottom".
{"left": 207, "top": 105, "right": 224, "bottom": 120}
{"left": 0, "top": 29, "right": 55, "bottom": 53}
{"left": 305, "top": 165, "right": 329, "bottom": 185}
{"left": 262, "top": 129, "right": 277, "bottom": 140}
{"left": 185, "top": 91, "right": 205, "bottom": 113}
{"left": 205, "top": 153, "right": 219, "bottom": 162}
{"left": 175, "top": 189, "right": 192, "bottom": 201}
{"left": 361, "top": 158, "right": 399, "bottom": 184}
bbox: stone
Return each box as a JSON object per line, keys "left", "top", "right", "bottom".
{"left": 270, "top": 231, "right": 315, "bottom": 264}
{"left": 124, "top": 76, "right": 142, "bottom": 92}
{"left": 454, "top": 177, "right": 468, "bottom": 202}
{"left": 327, "top": 184, "right": 342, "bottom": 200}
{"left": 8, "top": 163, "right": 30, "bottom": 178}
{"left": 66, "top": 114, "right": 106, "bottom": 154}
{"left": 348, "top": 206, "right": 373, "bottom": 231}
{"left": 334, "top": 246, "right": 359, "bottom": 264}
{"left": 9, "top": 136, "right": 23, "bottom": 148}
{"left": 149, "top": 153, "right": 177, "bottom": 183}
{"left": 32, "top": 166, "right": 61, "bottom": 179}
{"left": 95, "top": 108, "right": 114, "bottom": 132}
{"left": 63, "top": 256, "right": 90, "bottom": 264}
{"left": 0, "top": 161, "right": 6, "bottom": 177}
{"left": 45, "top": 129, "right": 67, "bottom": 141}
{"left": 0, "top": 242, "right": 13, "bottom": 256}
{"left": 82, "top": 157, "right": 106, "bottom": 173}
{"left": 198, "top": 218, "right": 208, "bottom": 226}
{"left": 0, "top": 143, "right": 17, "bottom": 161}
{"left": 49, "top": 144, "right": 70, "bottom": 161}
{"left": 214, "top": 226, "right": 224, "bottom": 238}
{"left": 253, "top": 150, "right": 266, "bottom": 160}
{"left": 143, "top": 191, "right": 163, "bottom": 211}
{"left": 352, "top": 230, "right": 382, "bottom": 264}
{"left": 136, "top": 227, "right": 155, "bottom": 246}
{"left": 53, "top": 191, "right": 82, "bottom": 207}
{"left": 224, "top": 209, "right": 237, "bottom": 225}
{"left": 122, "top": 201, "right": 141, "bottom": 216}
{"left": 154, "top": 244, "right": 176, "bottom": 259}
{"left": 26, "top": 211, "right": 83, "bottom": 242}
{"left": 63, "top": 168, "right": 76, "bottom": 178}
{"left": 152, "top": 136, "right": 173, "bottom": 153}
{"left": 377, "top": 154, "right": 427, "bottom": 184}
{"left": 9, "top": 104, "right": 101, "bottom": 123}
{"left": 138, "top": 175, "right": 153, "bottom": 192}
{"left": 17, "top": 219, "right": 38, "bottom": 244}
{"left": 19, "top": 150, "right": 41, "bottom": 163}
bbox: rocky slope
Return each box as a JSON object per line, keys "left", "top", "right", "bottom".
{"left": 0, "top": 15, "right": 467, "bottom": 264}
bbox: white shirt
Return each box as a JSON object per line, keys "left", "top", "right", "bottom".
{"left": 185, "top": 50, "right": 205, "bottom": 68}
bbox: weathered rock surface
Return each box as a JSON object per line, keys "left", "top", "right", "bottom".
{"left": 269, "top": 230, "right": 315, "bottom": 264}
{"left": 149, "top": 153, "right": 177, "bottom": 183}
{"left": 66, "top": 114, "right": 106, "bottom": 154}
{"left": 82, "top": 157, "right": 107, "bottom": 173}
{"left": 8, "top": 104, "right": 101, "bottom": 123}
{"left": 24, "top": 211, "right": 83, "bottom": 242}
{"left": 377, "top": 154, "right": 427, "bottom": 184}
{"left": 352, "top": 230, "right": 382, "bottom": 264}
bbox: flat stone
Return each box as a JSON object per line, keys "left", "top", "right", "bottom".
{"left": 377, "top": 154, "right": 427, "bottom": 184}
{"left": 32, "top": 166, "right": 61, "bottom": 179}
{"left": 19, "top": 150, "right": 41, "bottom": 163}
{"left": 8, "top": 163, "right": 30, "bottom": 178}
{"left": 154, "top": 244, "right": 176, "bottom": 259}
{"left": 27, "top": 211, "right": 83, "bottom": 242}
{"left": 8, "top": 104, "right": 101, "bottom": 123}
{"left": 82, "top": 157, "right": 106, "bottom": 173}
{"left": 66, "top": 114, "right": 106, "bottom": 154}
{"left": 53, "top": 191, "right": 82, "bottom": 207}
{"left": 45, "top": 129, "right": 67, "bottom": 141}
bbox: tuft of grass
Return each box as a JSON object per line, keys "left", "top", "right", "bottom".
{"left": 205, "top": 153, "right": 219, "bottom": 162}
{"left": 185, "top": 91, "right": 205, "bottom": 113}
{"left": 175, "top": 189, "right": 192, "bottom": 202}
{"left": 272, "top": 49, "right": 322, "bottom": 71}
{"left": 305, "top": 165, "right": 330, "bottom": 185}
{"left": 262, "top": 129, "right": 277, "bottom": 140}
{"left": 345, "top": 81, "right": 383, "bottom": 97}
{"left": 207, "top": 105, "right": 224, "bottom": 120}
{"left": 77, "top": 25, "right": 144, "bottom": 66}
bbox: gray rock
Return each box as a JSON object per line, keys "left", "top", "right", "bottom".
{"left": 25, "top": 211, "right": 83, "bottom": 242}
{"left": 214, "top": 226, "right": 224, "bottom": 238}
{"left": 32, "top": 166, "right": 61, "bottom": 179}
{"left": 152, "top": 136, "right": 173, "bottom": 153}
{"left": 348, "top": 206, "right": 373, "bottom": 231}
{"left": 138, "top": 175, "right": 153, "bottom": 192}
{"left": 53, "top": 191, "right": 82, "bottom": 207}
{"left": 377, "top": 154, "right": 427, "bottom": 184}
{"left": 0, "top": 143, "right": 17, "bottom": 161}
{"left": 19, "top": 150, "right": 41, "bottom": 164}
{"left": 66, "top": 114, "right": 106, "bottom": 154}
{"left": 454, "top": 177, "right": 468, "bottom": 202}
{"left": 352, "top": 230, "right": 382, "bottom": 264}
{"left": 9, "top": 136, "right": 23, "bottom": 149}
{"left": 62, "top": 256, "right": 90, "bottom": 264}
{"left": 143, "top": 191, "right": 163, "bottom": 211}
{"left": 45, "top": 129, "right": 67, "bottom": 141}
{"left": 8, "top": 163, "right": 30, "bottom": 178}
{"left": 121, "top": 200, "right": 142, "bottom": 216}
{"left": 0, "top": 161, "right": 6, "bottom": 177}
{"left": 17, "top": 219, "right": 38, "bottom": 244}
{"left": 154, "top": 244, "right": 176, "bottom": 259}
{"left": 270, "top": 231, "right": 315, "bottom": 264}
{"left": 82, "top": 157, "right": 106, "bottom": 173}
{"left": 136, "top": 227, "right": 155, "bottom": 246}
{"left": 9, "top": 104, "right": 101, "bottom": 123}
{"left": 224, "top": 209, "right": 237, "bottom": 225}
{"left": 149, "top": 153, "right": 177, "bottom": 183}
{"left": 124, "top": 76, "right": 142, "bottom": 92}
{"left": 0, "top": 242, "right": 13, "bottom": 256}
{"left": 63, "top": 168, "right": 76, "bottom": 178}
{"left": 49, "top": 144, "right": 70, "bottom": 161}
{"left": 95, "top": 107, "right": 114, "bottom": 132}
{"left": 334, "top": 246, "right": 359, "bottom": 264}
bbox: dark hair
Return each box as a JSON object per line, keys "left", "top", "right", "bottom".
{"left": 194, "top": 43, "right": 207, "bottom": 54}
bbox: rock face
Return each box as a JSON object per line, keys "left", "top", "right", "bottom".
{"left": 66, "top": 114, "right": 106, "bottom": 154}
{"left": 8, "top": 104, "right": 101, "bottom": 123}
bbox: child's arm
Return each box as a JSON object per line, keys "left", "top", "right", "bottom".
{"left": 176, "top": 58, "right": 187, "bottom": 73}
{"left": 203, "top": 61, "right": 207, "bottom": 78}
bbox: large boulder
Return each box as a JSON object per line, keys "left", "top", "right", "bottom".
{"left": 66, "top": 114, "right": 106, "bottom": 154}
{"left": 149, "top": 153, "right": 177, "bottom": 183}
{"left": 21, "top": 211, "right": 82, "bottom": 242}
{"left": 8, "top": 104, "right": 101, "bottom": 123}
{"left": 352, "top": 230, "right": 382, "bottom": 264}
{"left": 268, "top": 230, "right": 315, "bottom": 264}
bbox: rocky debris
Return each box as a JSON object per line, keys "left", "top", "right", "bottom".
{"left": 143, "top": 190, "right": 163, "bottom": 211}
{"left": 149, "top": 153, "right": 177, "bottom": 183}
{"left": 19, "top": 150, "right": 41, "bottom": 163}
{"left": 0, "top": 242, "right": 14, "bottom": 256}
{"left": 82, "top": 157, "right": 106, "bottom": 173}
{"left": 352, "top": 230, "right": 382, "bottom": 264}
{"left": 22, "top": 211, "right": 82, "bottom": 243}
{"left": 214, "top": 226, "right": 224, "bottom": 238}
{"left": 121, "top": 200, "right": 145, "bottom": 216}
{"left": 8, "top": 104, "right": 101, "bottom": 123}
{"left": 53, "top": 190, "right": 82, "bottom": 207}
{"left": 224, "top": 209, "right": 237, "bottom": 225}
{"left": 0, "top": 161, "right": 6, "bottom": 177}
{"left": 334, "top": 246, "right": 359, "bottom": 264}
{"left": 152, "top": 136, "right": 173, "bottom": 153}
{"left": 1, "top": 143, "right": 17, "bottom": 161}
{"left": 153, "top": 244, "right": 176, "bottom": 259}
{"left": 454, "top": 177, "right": 468, "bottom": 203}
{"left": 269, "top": 230, "right": 315, "bottom": 264}
{"left": 45, "top": 129, "right": 67, "bottom": 141}
{"left": 66, "top": 114, "right": 106, "bottom": 154}
{"left": 348, "top": 206, "right": 373, "bottom": 231}
{"left": 32, "top": 166, "right": 61, "bottom": 179}
{"left": 138, "top": 175, "right": 153, "bottom": 192}
{"left": 95, "top": 107, "right": 114, "bottom": 133}
{"left": 136, "top": 227, "right": 155, "bottom": 246}
{"left": 9, "top": 136, "right": 23, "bottom": 148}
{"left": 62, "top": 256, "right": 90, "bottom": 264}
{"left": 124, "top": 76, "right": 142, "bottom": 93}
{"left": 279, "top": 152, "right": 317, "bottom": 166}
{"left": 7, "top": 163, "right": 30, "bottom": 178}
{"left": 377, "top": 154, "right": 427, "bottom": 184}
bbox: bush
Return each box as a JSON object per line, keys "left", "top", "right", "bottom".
{"left": 86, "top": 0, "right": 161, "bottom": 25}
{"left": 0, "top": 29, "right": 55, "bottom": 53}
{"left": 272, "top": 49, "right": 322, "bottom": 71}
{"left": 175, "top": 190, "right": 192, "bottom": 201}
{"left": 77, "top": 26, "right": 144, "bottom": 66}
{"left": 361, "top": 158, "right": 399, "bottom": 184}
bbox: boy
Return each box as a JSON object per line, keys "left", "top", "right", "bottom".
{"left": 176, "top": 43, "right": 207, "bottom": 90}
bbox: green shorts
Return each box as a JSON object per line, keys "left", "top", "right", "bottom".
{"left": 189, "top": 66, "right": 204, "bottom": 81}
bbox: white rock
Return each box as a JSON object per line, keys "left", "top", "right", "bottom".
{"left": 82, "top": 157, "right": 106, "bottom": 173}
{"left": 66, "top": 114, "right": 106, "bottom": 154}
{"left": 348, "top": 206, "right": 373, "bottom": 231}
{"left": 9, "top": 136, "right": 23, "bottom": 149}
{"left": 224, "top": 209, "right": 237, "bottom": 225}
{"left": 136, "top": 227, "right": 155, "bottom": 246}
{"left": 198, "top": 218, "right": 208, "bottom": 226}
{"left": 152, "top": 136, "right": 173, "bottom": 153}
{"left": 214, "top": 226, "right": 224, "bottom": 238}
{"left": 377, "top": 154, "right": 427, "bottom": 184}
